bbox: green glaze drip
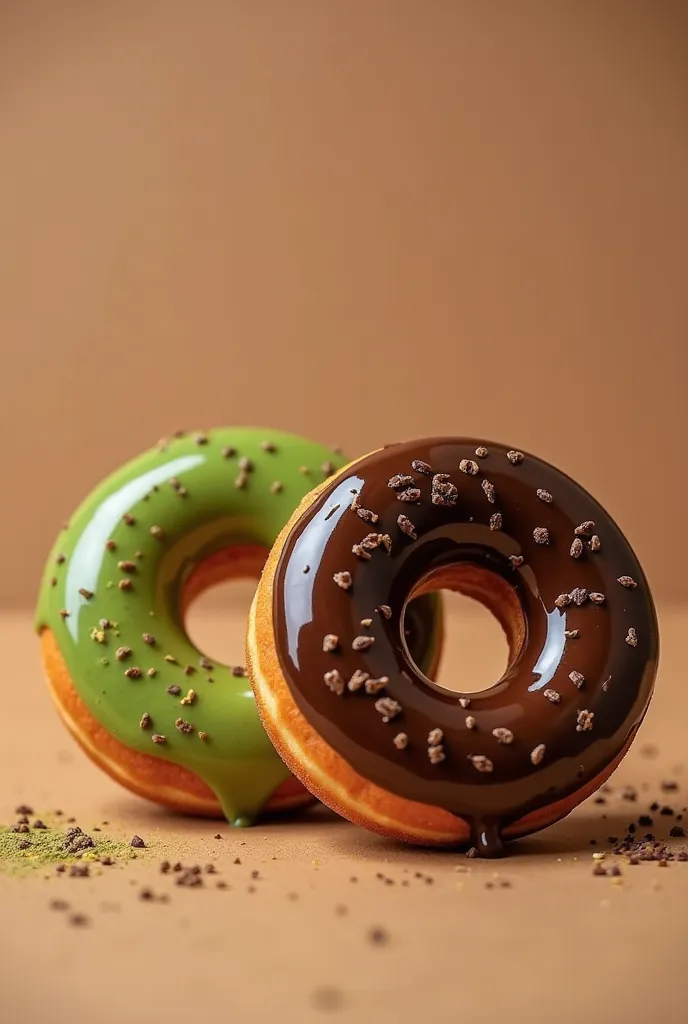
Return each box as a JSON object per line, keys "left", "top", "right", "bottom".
{"left": 36, "top": 427, "right": 347, "bottom": 824}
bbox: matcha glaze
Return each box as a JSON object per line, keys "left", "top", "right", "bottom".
{"left": 36, "top": 428, "right": 350, "bottom": 825}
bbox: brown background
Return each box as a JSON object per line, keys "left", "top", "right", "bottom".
{"left": 1, "top": 0, "right": 687, "bottom": 606}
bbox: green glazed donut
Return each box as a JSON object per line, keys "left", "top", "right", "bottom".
{"left": 35, "top": 428, "right": 349, "bottom": 825}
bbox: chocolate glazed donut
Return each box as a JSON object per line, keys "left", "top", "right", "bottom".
{"left": 248, "top": 438, "right": 659, "bottom": 854}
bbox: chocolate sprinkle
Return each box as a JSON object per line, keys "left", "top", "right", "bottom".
{"left": 397, "top": 514, "right": 417, "bottom": 540}
{"left": 492, "top": 727, "right": 514, "bottom": 744}
{"left": 324, "top": 670, "right": 345, "bottom": 696}
{"left": 374, "top": 697, "right": 402, "bottom": 722}
{"left": 397, "top": 487, "right": 421, "bottom": 503}
{"left": 468, "top": 755, "right": 493, "bottom": 773}
{"left": 388, "top": 474, "right": 415, "bottom": 490}
{"left": 489, "top": 512, "right": 503, "bottom": 531}
{"left": 576, "top": 709, "right": 594, "bottom": 732}
{"left": 530, "top": 744, "right": 546, "bottom": 765}
{"left": 481, "top": 479, "right": 496, "bottom": 503}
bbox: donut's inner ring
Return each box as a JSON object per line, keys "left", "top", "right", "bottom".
{"left": 403, "top": 563, "right": 525, "bottom": 695}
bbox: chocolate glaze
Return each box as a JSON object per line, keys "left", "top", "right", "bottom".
{"left": 273, "top": 439, "right": 659, "bottom": 854}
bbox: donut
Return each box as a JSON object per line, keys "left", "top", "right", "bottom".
{"left": 35, "top": 427, "right": 354, "bottom": 825}
{"left": 248, "top": 437, "right": 659, "bottom": 853}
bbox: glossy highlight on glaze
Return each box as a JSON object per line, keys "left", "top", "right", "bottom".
{"left": 36, "top": 428, "right": 349, "bottom": 825}
{"left": 272, "top": 438, "right": 659, "bottom": 853}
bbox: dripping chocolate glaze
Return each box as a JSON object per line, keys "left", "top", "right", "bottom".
{"left": 273, "top": 439, "right": 659, "bottom": 854}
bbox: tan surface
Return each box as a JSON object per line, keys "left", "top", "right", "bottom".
{"left": 2, "top": 607, "right": 687, "bottom": 1024}
{"left": 1, "top": 0, "right": 688, "bottom": 605}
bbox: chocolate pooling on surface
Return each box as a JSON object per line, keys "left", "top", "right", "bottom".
{"left": 272, "top": 438, "right": 659, "bottom": 857}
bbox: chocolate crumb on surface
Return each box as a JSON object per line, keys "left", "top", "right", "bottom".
{"left": 115, "top": 646, "right": 131, "bottom": 661}
{"left": 150, "top": 525, "right": 165, "bottom": 540}
{"left": 570, "top": 587, "right": 588, "bottom": 606}
{"left": 509, "top": 555, "right": 524, "bottom": 569}
{"left": 475, "top": 446, "right": 489, "bottom": 458}
{"left": 151, "top": 733, "right": 166, "bottom": 744}
{"left": 588, "top": 534, "right": 601, "bottom": 551}
{"left": 465, "top": 716, "right": 477, "bottom": 730}
{"left": 139, "top": 712, "right": 152, "bottom": 730}
{"left": 574, "top": 521, "right": 595, "bottom": 537}
{"left": 231, "top": 665, "right": 248, "bottom": 677}
{"left": 124, "top": 666, "right": 142, "bottom": 679}
{"left": 618, "top": 576, "right": 637, "bottom": 589}
{"left": 544, "top": 689, "right": 561, "bottom": 704}
{"left": 459, "top": 697, "right": 471, "bottom": 709}
{"left": 459, "top": 459, "right": 479, "bottom": 476}
{"left": 378, "top": 604, "right": 392, "bottom": 619}
{"left": 166, "top": 685, "right": 181, "bottom": 695}
{"left": 356, "top": 507, "right": 379, "bottom": 524}
{"left": 411, "top": 459, "right": 433, "bottom": 475}
{"left": 393, "top": 733, "right": 408, "bottom": 750}
{"left": 78, "top": 588, "right": 94, "bottom": 600}
{"left": 570, "top": 537, "right": 584, "bottom": 559}
{"left": 175, "top": 718, "right": 194, "bottom": 734}
{"left": 533, "top": 527, "right": 550, "bottom": 545}
{"left": 569, "top": 671, "right": 585, "bottom": 689}
{"left": 589, "top": 592, "right": 606, "bottom": 605}
{"left": 565, "top": 629, "right": 580, "bottom": 639}
{"left": 481, "top": 479, "right": 496, "bottom": 503}
{"left": 352, "top": 635, "right": 375, "bottom": 651}
{"left": 506, "top": 450, "right": 524, "bottom": 465}
{"left": 122, "top": 513, "right": 136, "bottom": 526}
{"left": 118, "top": 579, "right": 133, "bottom": 591}
{"left": 537, "top": 489, "right": 553, "bottom": 503}
{"left": 322, "top": 634, "right": 339, "bottom": 652}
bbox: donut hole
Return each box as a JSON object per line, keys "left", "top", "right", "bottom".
{"left": 403, "top": 563, "right": 524, "bottom": 696}
{"left": 182, "top": 545, "right": 268, "bottom": 668}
